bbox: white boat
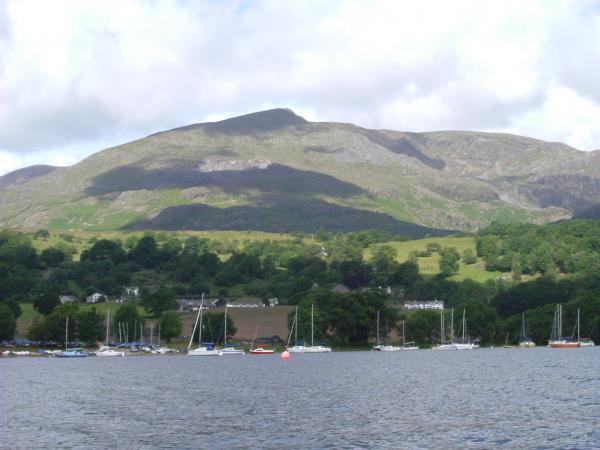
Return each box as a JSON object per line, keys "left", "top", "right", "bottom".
{"left": 96, "top": 346, "right": 125, "bottom": 357}
{"left": 220, "top": 305, "right": 244, "bottom": 355}
{"left": 373, "top": 311, "right": 402, "bottom": 351}
{"left": 188, "top": 346, "right": 222, "bottom": 356}
{"left": 95, "top": 310, "right": 125, "bottom": 357}
{"left": 432, "top": 307, "right": 456, "bottom": 350}
{"left": 303, "top": 345, "right": 332, "bottom": 353}
{"left": 187, "top": 295, "right": 222, "bottom": 356}
{"left": 304, "top": 304, "right": 331, "bottom": 353}
{"left": 56, "top": 316, "right": 88, "bottom": 358}
{"left": 287, "top": 306, "right": 308, "bottom": 353}
{"left": 401, "top": 321, "right": 419, "bottom": 350}
{"left": 454, "top": 309, "right": 477, "bottom": 350}
{"left": 518, "top": 312, "right": 535, "bottom": 348}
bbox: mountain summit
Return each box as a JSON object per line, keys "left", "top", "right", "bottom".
{"left": 1, "top": 109, "right": 599, "bottom": 235}
{"left": 165, "top": 108, "right": 308, "bottom": 135}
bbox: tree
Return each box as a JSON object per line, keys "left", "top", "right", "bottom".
{"left": 84, "top": 239, "right": 126, "bottom": 264}
{"left": 129, "top": 236, "right": 161, "bottom": 268}
{"left": 40, "top": 247, "right": 67, "bottom": 267}
{"left": 34, "top": 290, "right": 60, "bottom": 315}
{"left": 114, "top": 304, "right": 143, "bottom": 341}
{"left": 197, "top": 311, "right": 237, "bottom": 344}
{"left": 142, "top": 287, "right": 178, "bottom": 317}
{"left": 462, "top": 249, "right": 477, "bottom": 265}
{"left": 439, "top": 247, "right": 460, "bottom": 277}
{"left": 0, "top": 304, "right": 16, "bottom": 340}
{"left": 77, "top": 307, "right": 104, "bottom": 343}
{"left": 159, "top": 311, "right": 182, "bottom": 343}
{"left": 511, "top": 254, "right": 522, "bottom": 281}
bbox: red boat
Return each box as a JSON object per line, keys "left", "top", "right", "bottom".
{"left": 249, "top": 348, "right": 275, "bottom": 355}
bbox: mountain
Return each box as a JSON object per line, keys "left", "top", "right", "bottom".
{"left": 1, "top": 108, "right": 599, "bottom": 236}
{"left": 0, "top": 165, "right": 56, "bottom": 190}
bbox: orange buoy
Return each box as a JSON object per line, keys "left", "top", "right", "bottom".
{"left": 281, "top": 350, "right": 290, "bottom": 360}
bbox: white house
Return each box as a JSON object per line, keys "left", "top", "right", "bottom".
{"left": 59, "top": 295, "right": 79, "bottom": 304}
{"left": 86, "top": 293, "right": 105, "bottom": 304}
{"left": 404, "top": 300, "right": 444, "bottom": 310}
{"left": 123, "top": 286, "right": 140, "bottom": 297}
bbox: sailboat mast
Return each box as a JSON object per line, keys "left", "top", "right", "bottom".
{"left": 106, "top": 309, "right": 110, "bottom": 346}
{"left": 295, "top": 306, "right": 298, "bottom": 345}
{"left": 188, "top": 293, "right": 203, "bottom": 350}
{"left": 577, "top": 308, "right": 580, "bottom": 341}
{"left": 377, "top": 310, "right": 380, "bottom": 346}
{"left": 440, "top": 308, "right": 444, "bottom": 344}
{"left": 451, "top": 308, "right": 454, "bottom": 343}
{"left": 311, "top": 304, "right": 314, "bottom": 347}
{"left": 224, "top": 304, "right": 227, "bottom": 346}
{"left": 402, "top": 320, "right": 405, "bottom": 346}
{"left": 559, "top": 304, "right": 562, "bottom": 338}
{"left": 462, "top": 309, "right": 466, "bottom": 341}
{"left": 65, "top": 315, "right": 69, "bottom": 351}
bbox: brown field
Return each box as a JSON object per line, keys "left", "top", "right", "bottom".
{"left": 180, "top": 306, "right": 294, "bottom": 343}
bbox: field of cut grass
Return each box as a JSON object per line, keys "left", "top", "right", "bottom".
{"left": 27, "top": 229, "right": 313, "bottom": 260}
{"left": 365, "top": 236, "right": 504, "bottom": 282}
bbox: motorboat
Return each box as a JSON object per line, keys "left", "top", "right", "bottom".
{"left": 95, "top": 346, "right": 125, "bottom": 357}
{"left": 249, "top": 347, "right": 274, "bottom": 355}
{"left": 56, "top": 348, "right": 88, "bottom": 358}
{"left": 188, "top": 346, "right": 222, "bottom": 356}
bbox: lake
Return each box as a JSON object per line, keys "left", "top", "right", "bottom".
{"left": 1, "top": 348, "right": 599, "bottom": 449}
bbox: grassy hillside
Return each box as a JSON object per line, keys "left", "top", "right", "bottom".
{"left": 365, "top": 236, "right": 504, "bottom": 282}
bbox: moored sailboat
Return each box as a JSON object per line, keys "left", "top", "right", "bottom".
{"left": 287, "top": 306, "right": 308, "bottom": 353}
{"left": 56, "top": 316, "right": 88, "bottom": 358}
{"left": 401, "top": 320, "right": 419, "bottom": 350}
{"left": 548, "top": 304, "right": 579, "bottom": 348}
{"left": 303, "top": 304, "right": 331, "bottom": 353}
{"left": 188, "top": 295, "right": 222, "bottom": 356}
{"left": 432, "top": 308, "right": 455, "bottom": 351}
{"left": 518, "top": 312, "right": 535, "bottom": 348}
{"left": 220, "top": 305, "right": 244, "bottom": 355}
{"left": 96, "top": 310, "right": 125, "bottom": 357}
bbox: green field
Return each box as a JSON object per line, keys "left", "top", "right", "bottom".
{"left": 365, "top": 236, "right": 504, "bottom": 282}
{"left": 27, "top": 229, "right": 313, "bottom": 260}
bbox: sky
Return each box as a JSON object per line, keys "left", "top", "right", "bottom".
{"left": 1, "top": 0, "right": 600, "bottom": 175}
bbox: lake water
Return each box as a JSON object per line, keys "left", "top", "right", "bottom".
{"left": 1, "top": 348, "right": 599, "bottom": 449}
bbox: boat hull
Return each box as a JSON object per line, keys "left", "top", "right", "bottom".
{"left": 96, "top": 350, "right": 125, "bottom": 357}
{"left": 303, "top": 346, "right": 332, "bottom": 353}
{"left": 287, "top": 346, "right": 307, "bottom": 353}
{"left": 548, "top": 341, "right": 580, "bottom": 348}
{"left": 55, "top": 352, "right": 87, "bottom": 358}
{"left": 432, "top": 344, "right": 456, "bottom": 351}
{"left": 250, "top": 349, "right": 274, "bottom": 355}
{"left": 188, "top": 348, "right": 222, "bottom": 356}
{"left": 220, "top": 349, "right": 245, "bottom": 355}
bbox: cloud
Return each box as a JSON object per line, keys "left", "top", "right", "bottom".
{"left": 1, "top": 0, "right": 600, "bottom": 174}
{"left": 0, "top": 151, "right": 22, "bottom": 175}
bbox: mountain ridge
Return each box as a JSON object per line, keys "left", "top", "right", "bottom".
{"left": 1, "top": 108, "right": 599, "bottom": 234}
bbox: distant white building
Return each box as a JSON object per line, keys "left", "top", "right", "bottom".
{"left": 59, "top": 295, "right": 79, "bottom": 304}
{"left": 404, "top": 300, "right": 444, "bottom": 310}
{"left": 123, "top": 286, "right": 140, "bottom": 297}
{"left": 86, "top": 293, "right": 105, "bottom": 304}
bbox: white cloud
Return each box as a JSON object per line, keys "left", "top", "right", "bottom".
{"left": 1, "top": 0, "right": 600, "bottom": 173}
{"left": 0, "top": 151, "right": 22, "bottom": 175}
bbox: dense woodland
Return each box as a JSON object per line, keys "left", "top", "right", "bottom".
{"left": 1, "top": 220, "right": 600, "bottom": 347}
